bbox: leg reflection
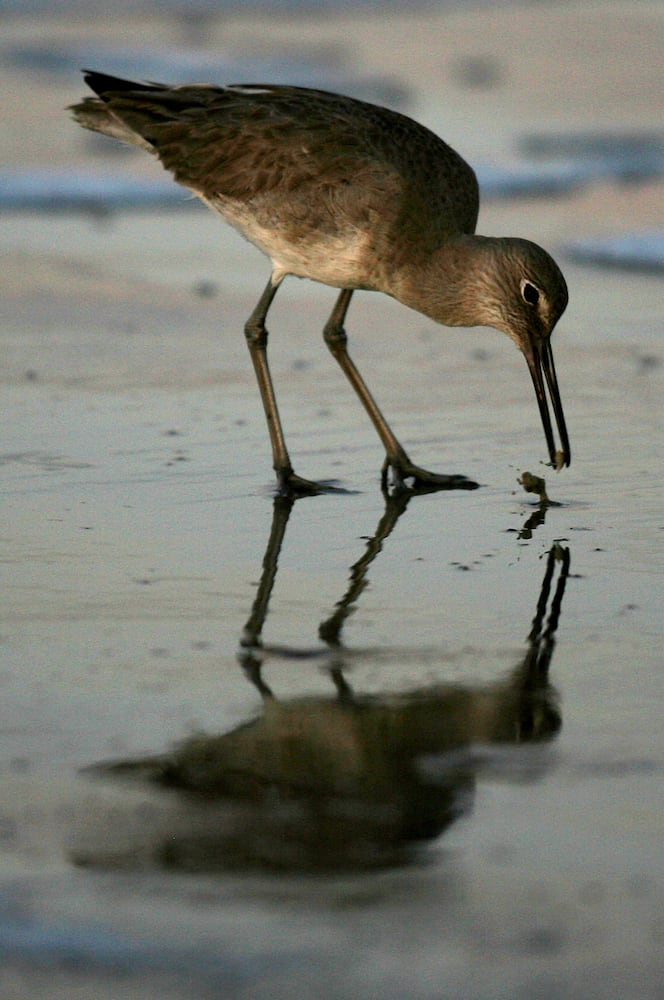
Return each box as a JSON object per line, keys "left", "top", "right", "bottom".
{"left": 237, "top": 496, "right": 295, "bottom": 698}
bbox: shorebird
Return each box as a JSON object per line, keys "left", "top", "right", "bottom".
{"left": 71, "top": 71, "right": 571, "bottom": 496}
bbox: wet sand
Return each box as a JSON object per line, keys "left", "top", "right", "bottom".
{"left": 2, "top": 4, "right": 664, "bottom": 998}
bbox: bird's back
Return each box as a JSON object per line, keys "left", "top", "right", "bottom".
{"left": 72, "top": 79, "right": 479, "bottom": 286}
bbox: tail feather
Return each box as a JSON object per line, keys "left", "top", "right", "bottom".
{"left": 70, "top": 70, "right": 161, "bottom": 150}
{"left": 69, "top": 96, "right": 154, "bottom": 149}
{"left": 70, "top": 71, "right": 186, "bottom": 150}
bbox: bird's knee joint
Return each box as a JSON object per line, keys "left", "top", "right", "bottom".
{"left": 323, "top": 323, "right": 347, "bottom": 350}
{"left": 244, "top": 320, "right": 267, "bottom": 346}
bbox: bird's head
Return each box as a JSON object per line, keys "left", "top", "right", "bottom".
{"left": 483, "top": 238, "right": 571, "bottom": 470}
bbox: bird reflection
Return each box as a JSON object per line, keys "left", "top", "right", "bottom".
{"left": 76, "top": 499, "right": 570, "bottom": 873}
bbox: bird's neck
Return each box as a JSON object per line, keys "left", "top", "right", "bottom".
{"left": 389, "top": 235, "right": 504, "bottom": 330}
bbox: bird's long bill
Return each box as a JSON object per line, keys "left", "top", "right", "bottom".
{"left": 525, "top": 338, "right": 571, "bottom": 470}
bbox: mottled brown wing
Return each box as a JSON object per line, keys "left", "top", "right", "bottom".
{"left": 88, "top": 82, "right": 480, "bottom": 242}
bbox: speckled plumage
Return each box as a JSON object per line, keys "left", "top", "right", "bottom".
{"left": 71, "top": 72, "right": 570, "bottom": 495}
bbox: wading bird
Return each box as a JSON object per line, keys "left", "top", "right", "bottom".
{"left": 71, "top": 72, "right": 571, "bottom": 495}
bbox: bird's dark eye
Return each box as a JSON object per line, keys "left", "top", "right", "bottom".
{"left": 521, "top": 281, "right": 540, "bottom": 306}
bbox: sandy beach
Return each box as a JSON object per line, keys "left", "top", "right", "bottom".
{"left": 2, "top": 3, "right": 663, "bottom": 997}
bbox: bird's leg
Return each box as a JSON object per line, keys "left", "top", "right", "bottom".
{"left": 244, "top": 277, "right": 321, "bottom": 496}
{"left": 323, "top": 290, "right": 479, "bottom": 494}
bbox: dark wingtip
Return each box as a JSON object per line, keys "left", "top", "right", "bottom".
{"left": 81, "top": 69, "right": 160, "bottom": 98}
